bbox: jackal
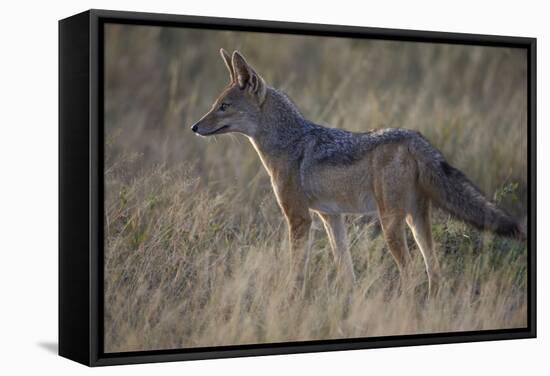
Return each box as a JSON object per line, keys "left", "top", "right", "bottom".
{"left": 191, "top": 49, "right": 525, "bottom": 294}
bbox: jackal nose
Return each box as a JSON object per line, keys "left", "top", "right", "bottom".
{"left": 191, "top": 123, "right": 198, "bottom": 133}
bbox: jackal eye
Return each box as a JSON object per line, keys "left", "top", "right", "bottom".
{"left": 219, "top": 102, "right": 231, "bottom": 112}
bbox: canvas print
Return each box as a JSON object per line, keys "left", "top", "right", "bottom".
{"left": 103, "top": 23, "right": 528, "bottom": 353}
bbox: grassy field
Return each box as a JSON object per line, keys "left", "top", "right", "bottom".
{"left": 103, "top": 24, "right": 528, "bottom": 352}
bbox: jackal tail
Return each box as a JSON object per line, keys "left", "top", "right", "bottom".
{"left": 411, "top": 136, "right": 525, "bottom": 240}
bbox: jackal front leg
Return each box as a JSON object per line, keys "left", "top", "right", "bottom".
{"left": 318, "top": 213, "right": 356, "bottom": 288}
{"left": 286, "top": 212, "right": 312, "bottom": 294}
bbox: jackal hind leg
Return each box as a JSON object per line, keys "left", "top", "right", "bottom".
{"left": 378, "top": 209, "right": 412, "bottom": 294}
{"left": 317, "top": 213, "right": 356, "bottom": 289}
{"left": 406, "top": 198, "right": 441, "bottom": 298}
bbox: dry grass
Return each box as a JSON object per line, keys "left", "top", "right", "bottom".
{"left": 103, "top": 24, "right": 528, "bottom": 352}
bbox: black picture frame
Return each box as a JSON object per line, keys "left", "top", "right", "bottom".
{"left": 59, "top": 9, "right": 537, "bottom": 367}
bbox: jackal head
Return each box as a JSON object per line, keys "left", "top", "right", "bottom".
{"left": 190, "top": 49, "right": 267, "bottom": 137}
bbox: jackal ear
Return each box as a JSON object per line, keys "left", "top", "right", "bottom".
{"left": 219, "top": 48, "right": 235, "bottom": 83}
{"left": 232, "top": 51, "right": 267, "bottom": 105}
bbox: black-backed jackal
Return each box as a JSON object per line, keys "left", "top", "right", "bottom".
{"left": 191, "top": 49, "right": 525, "bottom": 295}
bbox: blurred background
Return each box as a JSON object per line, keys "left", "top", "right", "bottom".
{"left": 104, "top": 24, "right": 528, "bottom": 352}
